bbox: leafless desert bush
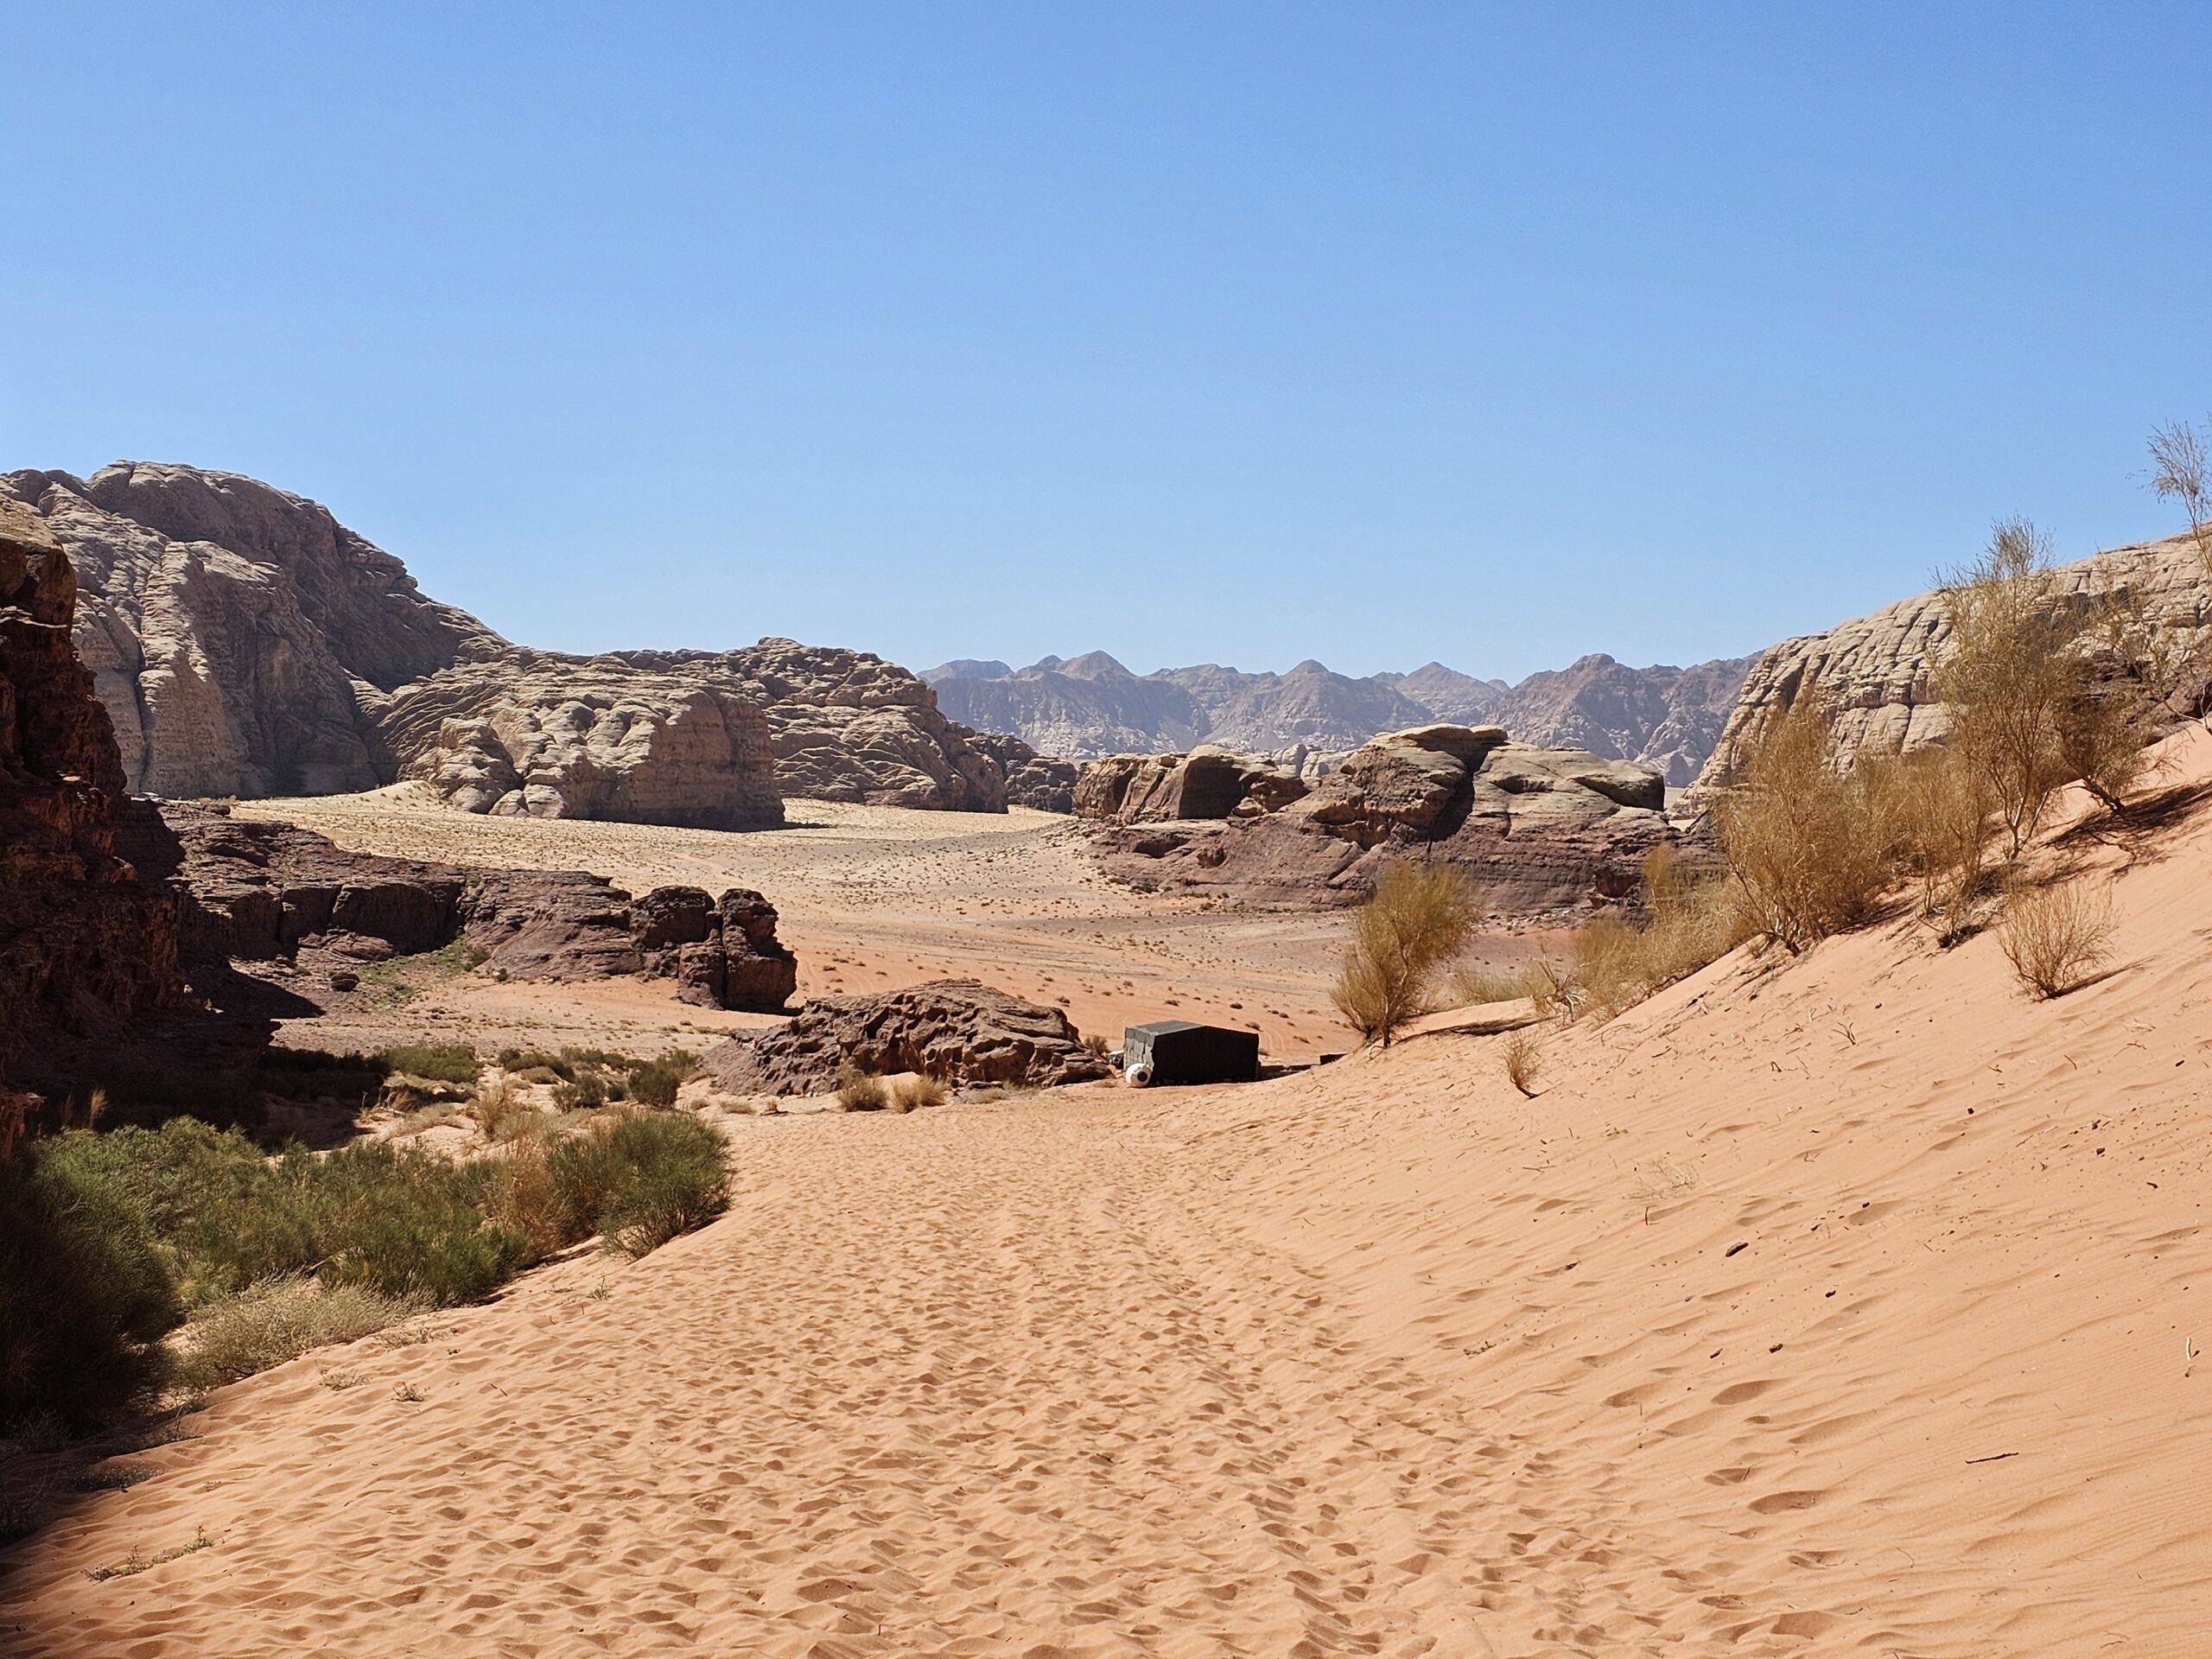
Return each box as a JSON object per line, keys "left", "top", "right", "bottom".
{"left": 1332, "top": 861, "right": 1480, "bottom": 1046}
{"left": 2149, "top": 416, "right": 2212, "bottom": 576}
{"left": 836, "top": 1065, "right": 890, "bottom": 1111}
{"left": 1999, "top": 876, "right": 2115, "bottom": 999}
{"left": 1716, "top": 699, "right": 1897, "bottom": 950}
{"left": 1880, "top": 742, "right": 1993, "bottom": 940}
{"left": 1503, "top": 1031, "right": 1542, "bottom": 1097}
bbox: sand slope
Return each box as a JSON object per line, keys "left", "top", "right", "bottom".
{"left": 10, "top": 749, "right": 2212, "bottom": 1654}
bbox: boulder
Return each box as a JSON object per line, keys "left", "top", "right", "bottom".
{"left": 0, "top": 498, "right": 183, "bottom": 1058}
{"left": 1072, "top": 747, "right": 1308, "bottom": 823}
{"left": 632, "top": 886, "right": 798, "bottom": 1013}
{"left": 704, "top": 980, "right": 1112, "bottom": 1096}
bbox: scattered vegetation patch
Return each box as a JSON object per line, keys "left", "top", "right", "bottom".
{"left": 894, "top": 1074, "right": 950, "bottom": 1112}
{"left": 378, "top": 1043, "right": 481, "bottom": 1088}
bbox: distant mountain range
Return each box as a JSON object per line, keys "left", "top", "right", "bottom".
{"left": 924, "top": 651, "right": 1758, "bottom": 786}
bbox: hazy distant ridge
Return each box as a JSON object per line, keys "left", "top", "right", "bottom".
{"left": 925, "top": 651, "right": 1756, "bottom": 785}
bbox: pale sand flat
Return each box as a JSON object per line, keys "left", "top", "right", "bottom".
{"left": 10, "top": 744, "right": 2212, "bottom": 1653}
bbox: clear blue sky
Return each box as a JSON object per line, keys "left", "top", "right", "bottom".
{"left": 6, "top": 3, "right": 2209, "bottom": 681}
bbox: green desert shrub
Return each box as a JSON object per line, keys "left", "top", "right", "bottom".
{"left": 594, "top": 1113, "right": 729, "bottom": 1258}
{"left": 626, "top": 1051, "right": 701, "bottom": 1109}
{"left": 378, "top": 1043, "right": 481, "bottom": 1088}
{"left": 0, "top": 1147, "right": 181, "bottom": 1429}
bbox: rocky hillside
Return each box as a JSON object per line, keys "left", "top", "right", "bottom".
{"left": 1696, "top": 531, "right": 2209, "bottom": 789}
{"left": 2, "top": 463, "right": 1025, "bottom": 820}
{"left": 0, "top": 497, "right": 181, "bottom": 1067}
{"left": 928, "top": 649, "right": 1753, "bottom": 785}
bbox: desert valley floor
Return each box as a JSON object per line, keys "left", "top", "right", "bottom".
{"left": 6, "top": 750, "right": 2212, "bottom": 1656}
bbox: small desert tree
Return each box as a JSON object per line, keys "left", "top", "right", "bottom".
{"left": 2148, "top": 417, "right": 2212, "bottom": 579}
{"left": 1937, "top": 518, "right": 2094, "bottom": 856}
{"left": 1332, "top": 861, "right": 1479, "bottom": 1047}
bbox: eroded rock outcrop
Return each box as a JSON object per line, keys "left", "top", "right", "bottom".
{"left": 1696, "top": 532, "right": 2211, "bottom": 790}
{"left": 380, "top": 658, "right": 784, "bottom": 828}
{"left": 630, "top": 886, "right": 798, "bottom": 1012}
{"left": 0, "top": 499, "right": 182, "bottom": 1058}
{"left": 703, "top": 980, "right": 1111, "bottom": 1096}
{"left": 1073, "top": 747, "right": 1308, "bottom": 823}
{"left": 617, "top": 640, "right": 1008, "bottom": 810}
{"left": 955, "top": 728, "right": 1081, "bottom": 814}
{"left": 1086, "top": 724, "right": 1672, "bottom": 922}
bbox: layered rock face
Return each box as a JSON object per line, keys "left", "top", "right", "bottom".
{"left": 0, "top": 499, "right": 181, "bottom": 1058}
{"left": 1086, "top": 724, "right": 1672, "bottom": 922}
{"left": 380, "top": 657, "right": 784, "bottom": 828}
{"left": 704, "top": 980, "right": 1113, "bottom": 1096}
{"left": 930, "top": 649, "right": 1754, "bottom": 783}
{"left": 1696, "top": 533, "right": 2210, "bottom": 789}
{"left": 459, "top": 870, "right": 798, "bottom": 1011}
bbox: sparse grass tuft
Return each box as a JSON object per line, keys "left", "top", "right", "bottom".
{"left": 467, "top": 1077, "right": 535, "bottom": 1142}
{"left": 836, "top": 1065, "right": 890, "bottom": 1111}
{"left": 1999, "top": 876, "right": 2116, "bottom": 999}
{"left": 894, "top": 1074, "right": 950, "bottom": 1112}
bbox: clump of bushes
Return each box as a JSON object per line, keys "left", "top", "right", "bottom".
{"left": 1332, "top": 861, "right": 1480, "bottom": 1047}
{"left": 1569, "top": 845, "right": 1751, "bottom": 1018}
{"left": 497, "top": 1045, "right": 697, "bottom": 1110}
{"left": 493, "top": 1110, "right": 728, "bottom": 1261}
{"left": 1, "top": 1099, "right": 732, "bottom": 1434}
{"left": 379, "top": 1043, "right": 481, "bottom": 1088}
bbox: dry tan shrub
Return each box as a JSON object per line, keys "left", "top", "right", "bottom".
{"left": 894, "top": 1074, "right": 949, "bottom": 1111}
{"left": 1716, "top": 700, "right": 1896, "bottom": 951}
{"left": 1999, "top": 877, "right": 2115, "bottom": 999}
{"left": 1503, "top": 1031, "right": 1542, "bottom": 1097}
{"left": 468, "top": 1077, "right": 535, "bottom": 1142}
{"left": 175, "top": 1276, "right": 421, "bottom": 1389}
{"left": 1568, "top": 845, "right": 1750, "bottom": 1017}
{"left": 1880, "top": 743, "right": 1993, "bottom": 940}
{"left": 1332, "top": 861, "right": 1481, "bottom": 1046}
{"left": 1444, "top": 963, "right": 1526, "bottom": 1007}
{"left": 1939, "top": 519, "right": 2098, "bottom": 855}
{"left": 1522, "top": 961, "right": 1576, "bottom": 1021}
{"left": 489, "top": 1134, "right": 570, "bottom": 1262}
{"left": 836, "top": 1065, "right": 890, "bottom": 1111}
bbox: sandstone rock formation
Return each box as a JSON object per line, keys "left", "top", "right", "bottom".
{"left": 1696, "top": 532, "right": 2210, "bottom": 789}
{"left": 1086, "top": 724, "right": 1672, "bottom": 922}
{"left": 630, "top": 886, "right": 798, "bottom": 1013}
{"left": 704, "top": 980, "right": 1113, "bottom": 1096}
{"left": 616, "top": 640, "right": 1007, "bottom": 810}
{"left": 458, "top": 870, "right": 798, "bottom": 1011}
{"left": 0, "top": 499, "right": 182, "bottom": 1060}
{"left": 379, "top": 657, "right": 784, "bottom": 828}
{"left": 137, "top": 804, "right": 465, "bottom": 964}
{"left": 1072, "top": 747, "right": 1307, "bottom": 823}
{"left": 929, "top": 649, "right": 1754, "bottom": 783}
{"left": 2, "top": 462, "right": 497, "bottom": 799}
{"left": 953, "top": 728, "right": 1081, "bottom": 814}
{"left": 3, "top": 462, "right": 1012, "bottom": 823}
